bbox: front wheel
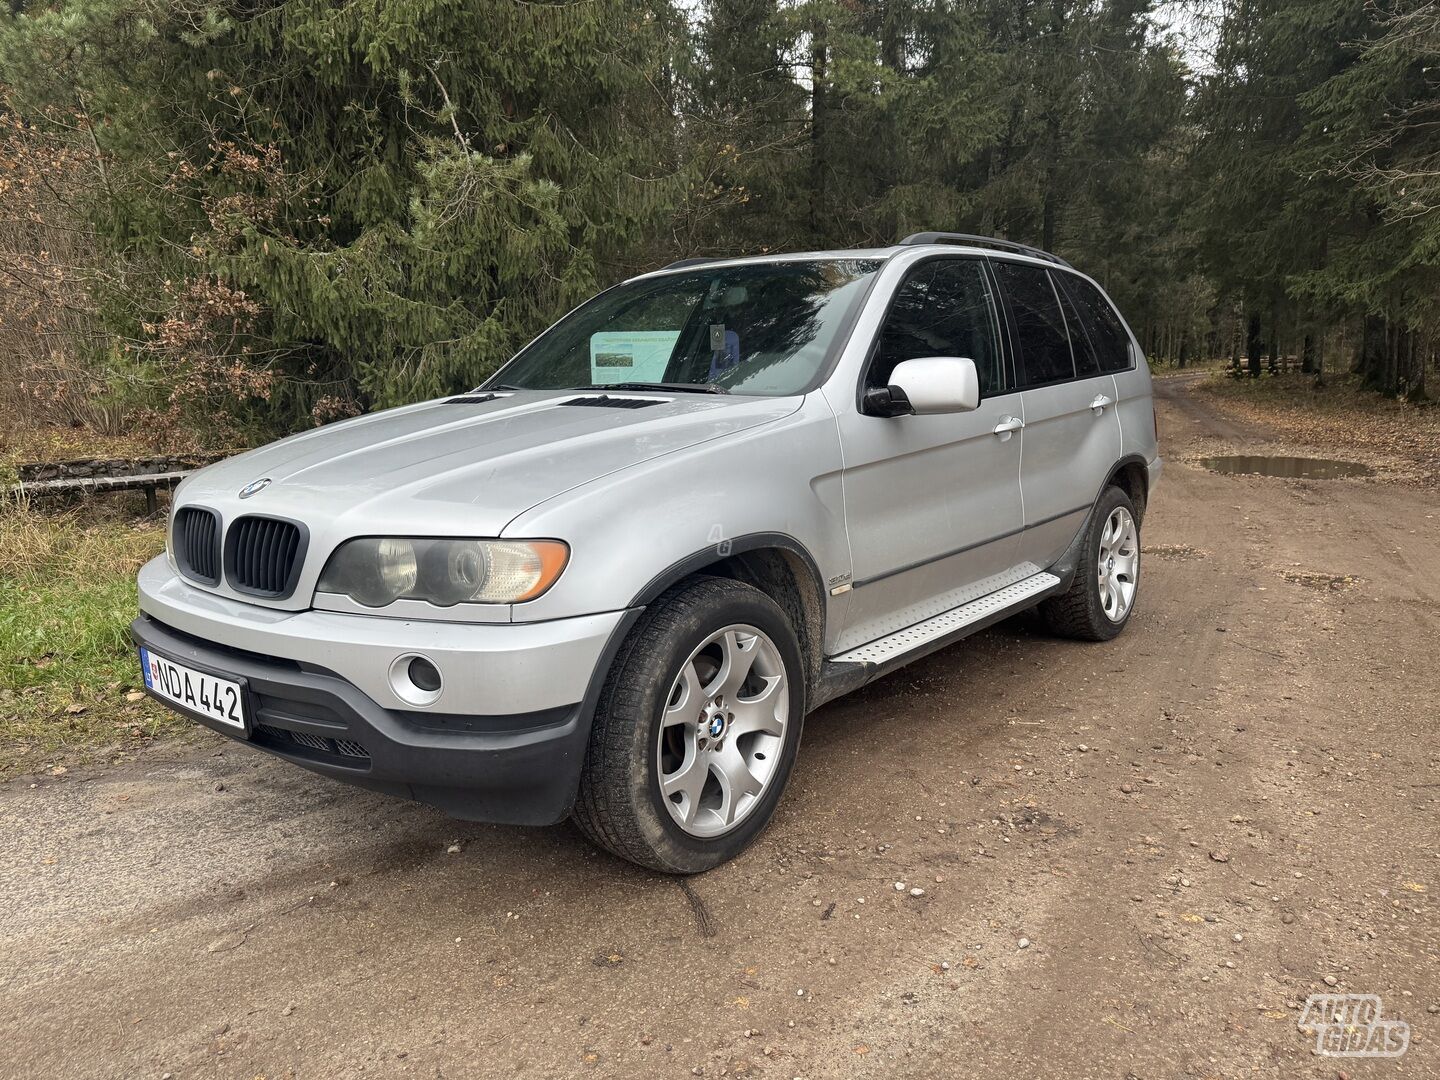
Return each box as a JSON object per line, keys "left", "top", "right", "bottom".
{"left": 572, "top": 577, "right": 805, "bottom": 873}
{"left": 1040, "top": 486, "right": 1141, "bottom": 641}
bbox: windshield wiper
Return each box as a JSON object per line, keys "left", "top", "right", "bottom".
{"left": 581, "top": 381, "right": 730, "bottom": 395}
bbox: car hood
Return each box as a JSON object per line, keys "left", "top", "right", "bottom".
{"left": 178, "top": 390, "right": 800, "bottom": 540}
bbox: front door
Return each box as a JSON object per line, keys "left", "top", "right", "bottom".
{"left": 831, "top": 257, "right": 1027, "bottom": 653}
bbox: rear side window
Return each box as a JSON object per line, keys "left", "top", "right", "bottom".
{"left": 870, "top": 258, "right": 1005, "bottom": 396}
{"left": 1058, "top": 274, "right": 1133, "bottom": 374}
{"left": 992, "top": 260, "right": 1074, "bottom": 388}
{"left": 1055, "top": 282, "right": 1101, "bottom": 378}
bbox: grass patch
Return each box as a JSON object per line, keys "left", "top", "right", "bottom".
{"left": 0, "top": 498, "right": 185, "bottom": 774}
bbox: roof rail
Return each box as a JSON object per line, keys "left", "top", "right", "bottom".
{"left": 897, "top": 232, "right": 1072, "bottom": 269}
{"left": 662, "top": 256, "right": 718, "bottom": 270}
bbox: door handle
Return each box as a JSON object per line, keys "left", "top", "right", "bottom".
{"left": 993, "top": 417, "right": 1024, "bottom": 438}
{"left": 1090, "top": 394, "right": 1114, "bottom": 413}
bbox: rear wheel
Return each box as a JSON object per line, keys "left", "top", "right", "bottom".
{"left": 572, "top": 577, "right": 805, "bottom": 873}
{"left": 1041, "top": 485, "right": 1141, "bottom": 641}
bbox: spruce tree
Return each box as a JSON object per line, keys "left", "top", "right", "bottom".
{"left": 0, "top": 0, "right": 686, "bottom": 431}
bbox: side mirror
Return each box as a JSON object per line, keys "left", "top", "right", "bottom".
{"left": 865, "top": 357, "right": 981, "bottom": 417}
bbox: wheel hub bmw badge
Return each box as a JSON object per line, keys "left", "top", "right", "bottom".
{"left": 239, "top": 477, "right": 272, "bottom": 499}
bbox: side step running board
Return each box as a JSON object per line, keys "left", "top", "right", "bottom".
{"left": 830, "top": 572, "right": 1062, "bottom": 667}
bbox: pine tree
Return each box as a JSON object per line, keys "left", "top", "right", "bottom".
{"left": 682, "top": 0, "right": 811, "bottom": 253}
{"left": 1300, "top": 0, "right": 1439, "bottom": 396}
{"left": 1192, "top": 0, "right": 1373, "bottom": 382}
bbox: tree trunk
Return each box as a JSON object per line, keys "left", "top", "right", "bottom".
{"left": 877, "top": 3, "right": 903, "bottom": 242}
{"left": 1040, "top": 3, "right": 1065, "bottom": 252}
{"left": 1040, "top": 110, "right": 1058, "bottom": 251}
{"left": 1301, "top": 333, "right": 1315, "bottom": 374}
{"left": 1246, "top": 313, "right": 1263, "bottom": 378}
{"left": 1385, "top": 323, "right": 1400, "bottom": 395}
{"left": 1360, "top": 314, "right": 1387, "bottom": 390}
{"left": 808, "top": 22, "right": 828, "bottom": 244}
{"left": 977, "top": 148, "right": 996, "bottom": 235}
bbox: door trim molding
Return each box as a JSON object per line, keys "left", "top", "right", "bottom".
{"left": 851, "top": 502, "right": 1089, "bottom": 591}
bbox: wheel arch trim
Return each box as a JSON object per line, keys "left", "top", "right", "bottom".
{"left": 1047, "top": 454, "right": 1151, "bottom": 589}
{"left": 1106, "top": 453, "right": 1151, "bottom": 512}
{"left": 629, "top": 531, "right": 827, "bottom": 610}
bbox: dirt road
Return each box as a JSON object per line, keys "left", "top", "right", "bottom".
{"left": 4, "top": 376, "right": 1438, "bottom": 1079}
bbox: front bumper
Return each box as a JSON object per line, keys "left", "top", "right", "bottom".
{"left": 133, "top": 558, "right": 638, "bottom": 824}
{"left": 137, "top": 556, "right": 625, "bottom": 715}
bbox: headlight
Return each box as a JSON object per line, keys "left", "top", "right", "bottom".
{"left": 317, "top": 538, "right": 568, "bottom": 607}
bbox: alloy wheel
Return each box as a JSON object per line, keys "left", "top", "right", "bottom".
{"left": 1096, "top": 506, "right": 1139, "bottom": 622}
{"left": 656, "top": 624, "right": 789, "bottom": 838}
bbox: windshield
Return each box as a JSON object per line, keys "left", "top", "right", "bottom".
{"left": 485, "top": 259, "right": 882, "bottom": 396}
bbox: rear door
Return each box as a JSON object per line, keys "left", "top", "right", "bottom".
{"left": 990, "top": 259, "right": 1121, "bottom": 569}
{"left": 832, "top": 257, "right": 1026, "bottom": 652}
{"left": 1057, "top": 272, "right": 1155, "bottom": 468}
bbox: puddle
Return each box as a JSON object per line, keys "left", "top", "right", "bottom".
{"left": 1199, "top": 455, "right": 1374, "bottom": 479}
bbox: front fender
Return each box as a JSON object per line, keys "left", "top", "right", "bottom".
{"left": 502, "top": 395, "right": 852, "bottom": 652}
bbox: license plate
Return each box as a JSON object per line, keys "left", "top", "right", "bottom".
{"left": 139, "top": 646, "right": 248, "bottom": 733}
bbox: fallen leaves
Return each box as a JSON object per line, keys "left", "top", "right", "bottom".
{"left": 1142, "top": 543, "right": 1209, "bottom": 561}
{"left": 1276, "top": 567, "right": 1361, "bottom": 591}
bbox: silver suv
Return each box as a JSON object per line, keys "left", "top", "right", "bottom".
{"left": 134, "top": 233, "right": 1159, "bottom": 872}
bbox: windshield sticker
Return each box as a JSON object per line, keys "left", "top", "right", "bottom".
{"left": 589, "top": 331, "right": 679, "bottom": 385}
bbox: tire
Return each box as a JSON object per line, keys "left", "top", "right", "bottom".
{"left": 1040, "top": 485, "right": 1141, "bottom": 642}
{"left": 572, "top": 576, "right": 806, "bottom": 873}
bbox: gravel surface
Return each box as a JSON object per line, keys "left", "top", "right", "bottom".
{"left": 3, "top": 375, "right": 1437, "bottom": 1078}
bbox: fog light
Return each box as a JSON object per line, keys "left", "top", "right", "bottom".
{"left": 408, "top": 656, "right": 442, "bottom": 693}
{"left": 388, "top": 653, "right": 443, "bottom": 706}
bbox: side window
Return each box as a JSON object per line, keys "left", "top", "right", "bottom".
{"left": 1055, "top": 279, "right": 1101, "bottom": 378}
{"left": 869, "top": 258, "right": 1005, "bottom": 396}
{"left": 992, "top": 260, "right": 1075, "bottom": 388}
{"left": 1058, "top": 274, "right": 1133, "bottom": 374}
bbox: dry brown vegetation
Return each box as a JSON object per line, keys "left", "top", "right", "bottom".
{"left": 0, "top": 108, "right": 119, "bottom": 435}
